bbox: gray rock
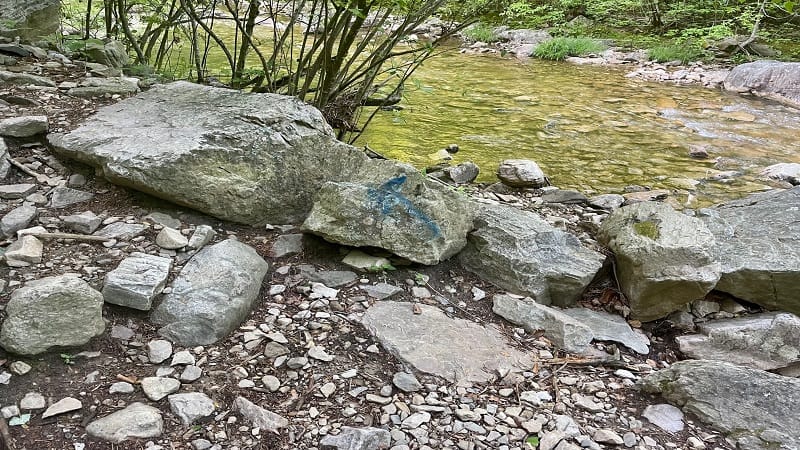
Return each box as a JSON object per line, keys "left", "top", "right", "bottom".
{"left": 460, "top": 203, "right": 605, "bottom": 306}
{"left": 141, "top": 377, "right": 181, "bottom": 401}
{"left": 83, "top": 40, "right": 130, "bottom": 68}
{"left": 320, "top": 426, "right": 391, "bottom": 450}
{"left": 147, "top": 339, "right": 173, "bottom": 364}
{"left": 50, "top": 81, "right": 371, "bottom": 225}
{"left": 361, "top": 282, "right": 403, "bottom": 300}
{"left": 561, "top": 308, "right": 650, "bottom": 354}
{"left": 49, "top": 186, "right": 94, "bottom": 208}
{"left": 0, "top": 139, "right": 10, "bottom": 179}
{"left": 109, "top": 382, "right": 135, "bottom": 394}
{"left": 187, "top": 225, "right": 215, "bottom": 249}
{"left": 492, "top": 295, "right": 593, "bottom": 353}
{"left": 496, "top": 159, "right": 547, "bottom": 188}
{"left": 20, "top": 392, "right": 46, "bottom": 410}
{"left": 171, "top": 350, "right": 195, "bottom": 366}
{"left": 0, "top": 115, "right": 48, "bottom": 137}
{"left": 392, "top": 372, "right": 423, "bottom": 393}
{"left": 4, "top": 235, "right": 43, "bottom": 267}
{"left": 0, "top": 70, "right": 55, "bottom": 87}
{"left": 444, "top": 161, "right": 479, "bottom": 184}
{"left": 61, "top": 210, "right": 102, "bottom": 234}
{"left": 1, "top": 205, "right": 37, "bottom": 237}
{"left": 168, "top": 392, "right": 215, "bottom": 426}
{"left": 724, "top": 61, "right": 800, "bottom": 108}
{"left": 233, "top": 396, "right": 288, "bottom": 433}
{"left": 42, "top": 397, "right": 82, "bottom": 418}
{"left": 151, "top": 239, "right": 269, "bottom": 346}
{"left": 85, "top": 402, "right": 163, "bottom": 443}
{"left": 598, "top": 202, "right": 720, "bottom": 321}
{"left": 762, "top": 163, "right": 800, "bottom": 185}
{"left": 67, "top": 77, "right": 140, "bottom": 98}
{"left": 0, "top": 183, "right": 36, "bottom": 199}
{"left": 299, "top": 265, "right": 357, "bottom": 288}
{"left": 180, "top": 365, "right": 202, "bottom": 382}
{"left": 700, "top": 187, "right": 800, "bottom": 314}
{"left": 638, "top": 360, "right": 800, "bottom": 448}
{"left": 542, "top": 189, "right": 588, "bottom": 204}
{"left": 94, "top": 222, "right": 147, "bottom": 240}
{"left": 642, "top": 403, "right": 684, "bottom": 433}
{"left": 676, "top": 312, "right": 800, "bottom": 370}
{"left": 302, "top": 160, "right": 474, "bottom": 265}
{"left": 0, "top": 275, "right": 105, "bottom": 354}
{"left": 104, "top": 253, "right": 172, "bottom": 310}
{"left": 144, "top": 212, "right": 181, "bottom": 229}
{"left": 341, "top": 250, "right": 392, "bottom": 271}
{"left": 155, "top": 227, "right": 188, "bottom": 249}
{"left": 269, "top": 233, "right": 304, "bottom": 258}
{"left": 0, "top": 0, "right": 60, "bottom": 42}
{"left": 361, "top": 301, "right": 533, "bottom": 383}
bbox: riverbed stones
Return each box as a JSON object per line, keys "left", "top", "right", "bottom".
{"left": 49, "top": 81, "right": 372, "bottom": 224}
{"left": 598, "top": 202, "right": 720, "bottom": 322}
{"left": 444, "top": 161, "right": 480, "bottom": 184}
{"left": 460, "top": 203, "right": 605, "bottom": 306}
{"left": 103, "top": 253, "right": 172, "bottom": 310}
{"left": 168, "top": 393, "right": 215, "bottom": 426}
{"left": 361, "top": 301, "right": 533, "bottom": 383}
{"left": 561, "top": 307, "right": 650, "bottom": 354}
{"left": 638, "top": 360, "right": 800, "bottom": 449}
{"left": 700, "top": 187, "right": 800, "bottom": 314}
{"left": 675, "top": 312, "right": 800, "bottom": 370}
{"left": 724, "top": 60, "right": 800, "bottom": 108}
{"left": 319, "top": 426, "right": 391, "bottom": 450}
{"left": 151, "top": 239, "right": 268, "bottom": 346}
{"left": 0, "top": 115, "right": 48, "bottom": 137}
{"left": 302, "top": 160, "right": 474, "bottom": 265}
{"left": 233, "top": 396, "right": 288, "bottom": 433}
{"left": 496, "top": 159, "right": 548, "bottom": 188}
{"left": 0, "top": 0, "right": 60, "bottom": 42}
{"left": 492, "top": 295, "right": 593, "bottom": 353}
{"left": 0, "top": 275, "right": 105, "bottom": 355}
{"left": 85, "top": 402, "right": 164, "bottom": 443}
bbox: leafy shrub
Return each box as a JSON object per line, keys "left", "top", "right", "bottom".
{"left": 647, "top": 44, "right": 707, "bottom": 63}
{"left": 533, "top": 37, "right": 607, "bottom": 60}
{"left": 462, "top": 22, "right": 500, "bottom": 43}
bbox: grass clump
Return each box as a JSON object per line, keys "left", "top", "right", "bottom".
{"left": 648, "top": 44, "right": 706, "bottom": 63}
{"left": 462, "top": 22, "right": 500, "bottom": 43}
{"left": 533, "top": 37, "right": 607, "bottom": 60}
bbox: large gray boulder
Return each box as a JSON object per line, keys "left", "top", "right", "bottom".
{"left": 82, "top": 40, "right": 130, "bottom": 68}
{"left": 598, "top": 202, "right": 720, "bottom": 322}
{"left": 302, "top": 160, "right": 474, "bottom": 265}
{"left": 49, "top": 81, "right": 370, "bottom": 225}
{"left": 0, "top": 275, "right": 106, "bottom": 355}
{"left": 0, "top": 0, "right": 60, "bottom": 42}
{"left": 676, "top": 312, "right": 800, "bottom": 371}
{"left": 700, "top": 187, "right": 800, "bottom": 314}
{"left": 638, "top": 360, "right": 800, "bottom": 449}
{"left": 151, "top": 239, "right": 268, "bottom": 346}
{"left": 724, "top": 60, "right": 800, "bottom": 108}
{"left": 460, "top": 203, "right": 605, "bottom": 306}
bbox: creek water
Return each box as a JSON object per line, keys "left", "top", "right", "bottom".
{"left": 355, "top": 51, "right": 800, "bottom": 206}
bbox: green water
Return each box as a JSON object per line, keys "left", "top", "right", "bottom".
{"left": 355, "top": 51, "right": 800, "bottom": 206}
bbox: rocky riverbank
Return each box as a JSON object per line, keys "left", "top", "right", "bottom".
{"left": 1, "top": 41, "right": 799, "bottom": 450}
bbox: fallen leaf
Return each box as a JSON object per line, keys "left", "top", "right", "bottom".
{"left": 412, "top": 304, "right": 422, "bottom": 315}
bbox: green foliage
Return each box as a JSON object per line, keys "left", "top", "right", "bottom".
{"left": 648, "top": 43, "right": 707, "bottom": 63}
{"left": 463, "top": 23, "right": 500, "bottom": 43}
{"left": 633, "top": 221, "right": 660, "bottom": 240}
{"left": 60, "top": 353, "right": 76, "bottom": 365}
{"left": 533, "top": 37, "right": 607, "bottom": 60}
{"left": 525, "top": 436, "right": 540, "bottom": 448}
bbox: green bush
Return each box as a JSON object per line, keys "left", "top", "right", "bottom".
{"left": 462, "top": 22, "right": 500, "bottom": 43}
{"left": 647, "top": 44, "right": 707, "bottom": 63}
{"left": 533, "top": 37, "right": 607, "bottom": 60}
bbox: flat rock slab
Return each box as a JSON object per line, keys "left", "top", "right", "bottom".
{"left": 85, "top": 402, "right": 163, "bottom": 443}
{"left": 638, "top": 360, "right": 800, "bottom": 449}
{"left": 361, "top": 301, "right": 533, "bottom": 384}
{"left": 94, "top": 222, "right": 147, "bottom": 240}
{"left": 0, "top": 275, "right": 105, "bottom": 355}
{"left": 151, "top": 239, "right": 268, "bottom": 346}
{"left": 67, "top": 77, "right": 140, "bottom": 98}
{"left": 103, "top": 252, "right": 172, "bottom": 310}
{"left": 0, "top": 183, "right": 37, "bottom": 199}
{"left": 676, "top": 312, "right": 800, "bottom": 370}
{"left": 168, "top": 392, "right": 215, "bottom": 426}
{"left": 598, "top": 202, "right": 720, "bottom": 322}
{"left": 49, "top": 81, "right": 370, "bottom": 225}
{"left": 320, "top": 426, "right": 391, "bottom": 450}
{"left": 700, "top": 187, "right": 800, "bottom": 314}
{"left": 49, "top": 186, "right": 94, "bottom": 208}
{"left": 561, "top": 308, "right": 650, "bottom": 354}
{"left": 233, "top": 396, "right": 288, "bottom": 433}
{"left": 460, "top": 203, "right": 605, "bottom": 306}
{"left": 0, "top": 115, "right": 48, "bottom": 137}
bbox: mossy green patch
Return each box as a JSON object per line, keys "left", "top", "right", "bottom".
{"left": 633, "top": 220, "right": 660, "bottom": 240}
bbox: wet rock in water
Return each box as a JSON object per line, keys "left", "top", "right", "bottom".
{"left": 700, "top": 187, "right": 800, "bottom": 314}
{"left": 676, "top": 312, "right": 800, "bottom": 370}
{"left": 444, "top": 161, "right": 480, "bottom": 184}
{"left": 0, "top": 115, "right": 48, "bottom": 137}
{"left": 460, "top": 203, "right": 605, "bottom": 306}
{"left": 302, "top": 160, "right": 474, "bottom": 265}
{"left": 492, "top": 295, "right": 593, "bottom": 353}
{"left": 1, "top": 205, "right": 37, "bottom": 237}
{"left": 49, "top": 186, "right": 94, "bottom": 208}
{"left": 269, "top": 233, "right": 304, "bottom": 258}
{"left": 761, "top": 162, "right": 800, "bottom": 185}
{"left": 598, "top": 202, "right": 720, "bottom": 321}
{"left": 724, "top": 60, "right": 800, "bottom": 108}
{"left": 361, "top": 301, "right": 533, "bottom": 383}
{"left": 103, "top": 253, "right": 172, "bottom": 310}
{"left": 151, "top": 239, "right": 268, "bottom": 346}
{"left": 638, "top": 360, "right": 800, "bottom": 449}
{"left": 85, "top": 402, "right": 163, "bottom": 443}
{"left": 561, "top": 307, "right": 650, "bottom": 354}
{"left": 496, "top": 159, "right": 548, "bottom": 188}
{"left": 320, "top": 426, "right": 391, "bottom": 450}
{"left": 233, "top": 396, "right": 288, "bottom": 433}
{"left": 168, "top": 392, "right": 215, "bottom": 426}
{"left": 0, "top": 275, "right": 105, "bottom": 355}
{"left": 688, "top": 144, "right": 709, "bottom": 159}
